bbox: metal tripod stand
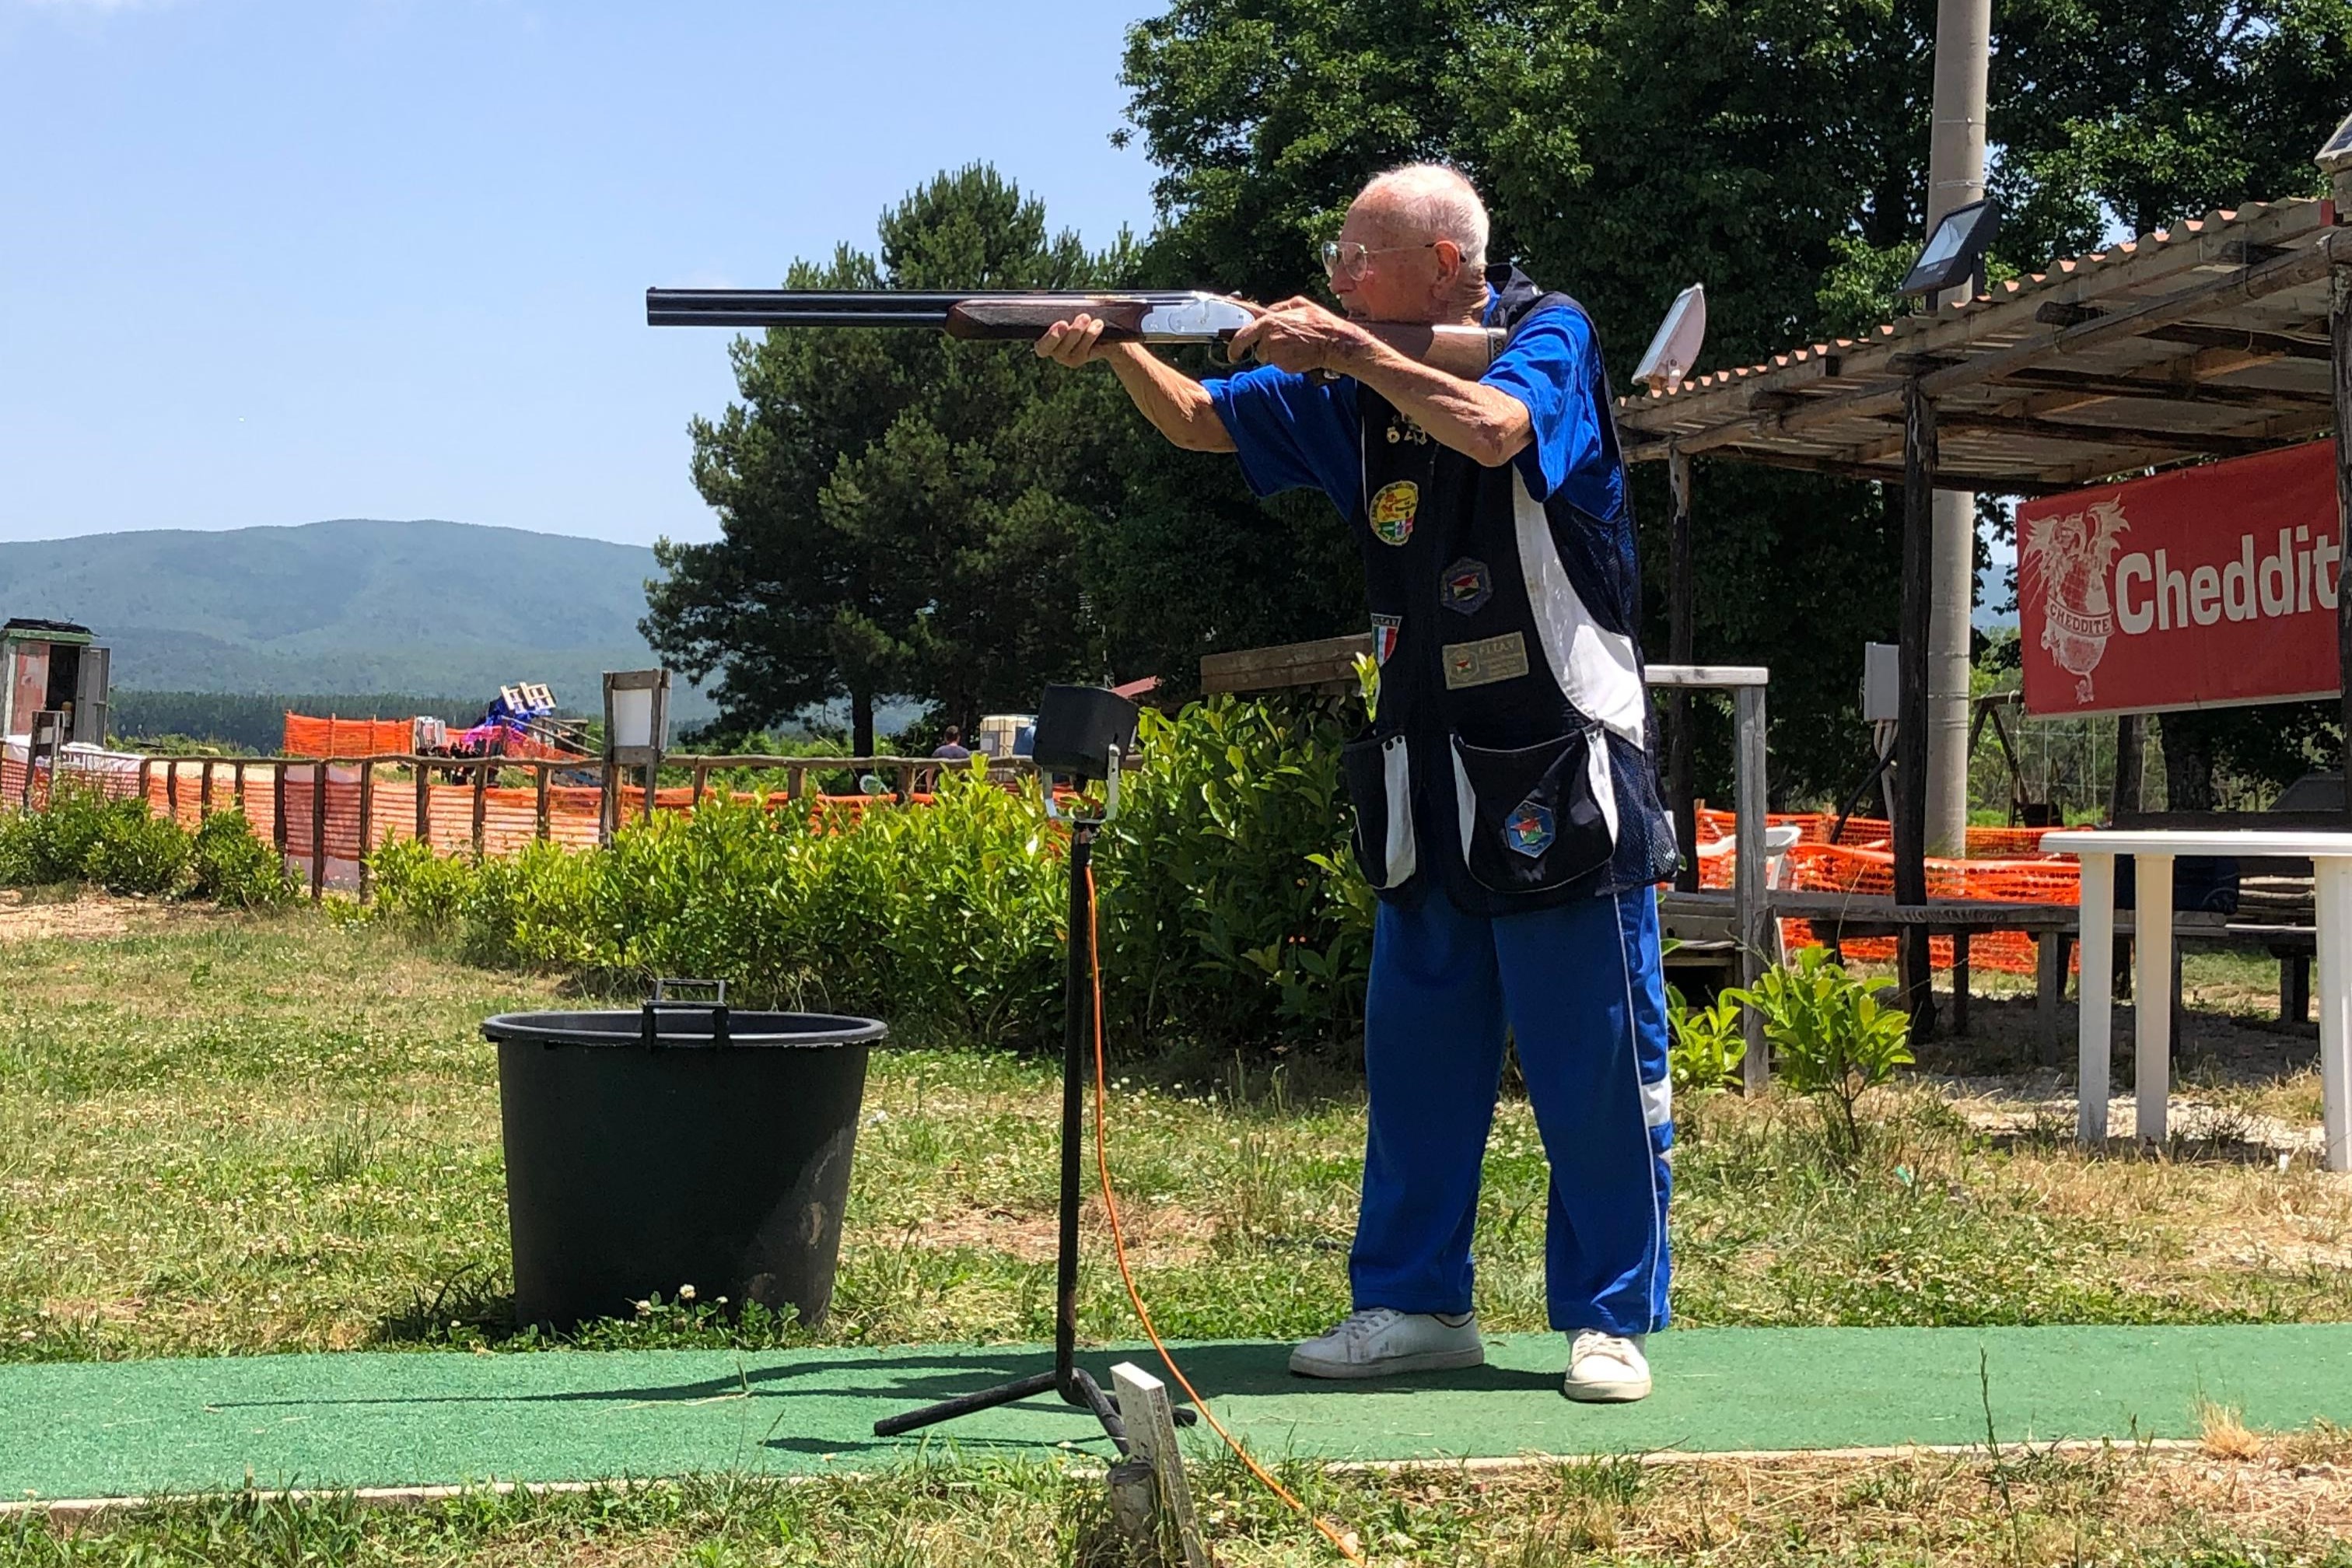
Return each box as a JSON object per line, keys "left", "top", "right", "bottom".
{"left": 872, "top": 752, "right": 1193, "bottom": 1448}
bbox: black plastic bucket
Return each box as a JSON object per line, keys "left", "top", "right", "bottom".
{"left": 481, "top": 1003, "right": 886, "bottom": 1331}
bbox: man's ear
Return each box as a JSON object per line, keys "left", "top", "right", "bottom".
{"left": 1430, "top": 238, "right": 1465, "bottom": 295}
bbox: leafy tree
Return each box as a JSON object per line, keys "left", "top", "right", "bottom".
{"left": 645, "top": 166, "right": 1123, "bottom": 752}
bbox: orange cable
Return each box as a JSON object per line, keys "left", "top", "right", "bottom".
{"left": 1084, "top": 863, "right": 1369, "bottom": 1568}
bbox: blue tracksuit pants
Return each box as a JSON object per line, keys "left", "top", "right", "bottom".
{"left": 1349, "top": 885, "right": 1673, "bottom": 1336}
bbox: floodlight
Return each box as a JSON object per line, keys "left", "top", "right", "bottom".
{"left": 1633, "top": 282, "right": 1706, "bottom": 394}
{"left": 1031, "top": 684, "right": 1137, "bottom": 783}
{"left": 2317, "top": 107, "right": 2352, "bottom": 173}
{"left": 1899, "top": 198, "right": 2001, "bottom": 299}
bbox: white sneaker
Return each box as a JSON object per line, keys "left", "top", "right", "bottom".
{"left": 1562, "top": 1328, "right": 1651, "bottom": 1402}
{"left": 1288, "top": 1307, "right": 1485, "bottom": 1379}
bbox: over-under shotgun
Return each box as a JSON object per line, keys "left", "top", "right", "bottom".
{"left": 645, "top": 288, "right": 1506, "bottom": 377}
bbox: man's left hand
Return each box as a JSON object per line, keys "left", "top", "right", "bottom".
{"left": 1227, "top": 296, "right": 1372, "bottom": 375}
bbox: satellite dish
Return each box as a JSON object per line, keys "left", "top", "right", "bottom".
{"left": 2318, "top": 107, "right": 2352, "bottom": 174}
{"left": 1633, "top": 282, "right": 1706, "bottom": 394}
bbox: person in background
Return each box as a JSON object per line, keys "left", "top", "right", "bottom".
{"left": 932, "top": 724, "right": 972, "bottom": 761}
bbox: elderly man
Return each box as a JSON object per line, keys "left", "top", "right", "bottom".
{"left": 1037, "top": 165, "right": 1675, "bottom": 1402}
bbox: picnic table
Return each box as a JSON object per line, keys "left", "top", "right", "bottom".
{"left": 2042, "top": 829, "right": 2352, "bottom": 1171}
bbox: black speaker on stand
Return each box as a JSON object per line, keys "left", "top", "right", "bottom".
{"left": 873, "top": 684, "right": 1193, "bottom": 1449}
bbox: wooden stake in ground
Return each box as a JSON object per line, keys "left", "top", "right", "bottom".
{"left": 1111, "top": 1362, "right": 1209, "bottom": 1568}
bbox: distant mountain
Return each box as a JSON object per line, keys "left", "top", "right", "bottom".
{"left": 0, "top": 519, "right": 712, "bottom": 716}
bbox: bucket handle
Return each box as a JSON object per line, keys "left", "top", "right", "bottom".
{"left": 642, "top": 977, "right": 730, "bottom": 1049}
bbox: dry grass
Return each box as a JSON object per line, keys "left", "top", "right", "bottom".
{"left": 11, "top": 1430, "right": 2352, "bottom": 1565}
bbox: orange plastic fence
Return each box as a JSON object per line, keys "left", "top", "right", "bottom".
{"left": 1689, "top": 807, "right": 2076, "bottom": 974}
{"left": 282, "top": 714, "right": 413, "bottom": 758}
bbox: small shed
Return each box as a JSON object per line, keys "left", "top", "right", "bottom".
{"left": 2, "top": 618, "right": 111, "bottom": 744}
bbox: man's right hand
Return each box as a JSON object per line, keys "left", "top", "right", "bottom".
{"left": 1033, "top": 312, "right": 1112, "bottom": 367}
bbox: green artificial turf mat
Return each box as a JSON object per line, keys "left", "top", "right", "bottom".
{"left": 8, "top": 1325, "right": 2350, "bottom": 1501}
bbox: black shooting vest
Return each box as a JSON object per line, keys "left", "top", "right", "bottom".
{"left": 1338, "top": 265, "right": 1678, "bottom": 917}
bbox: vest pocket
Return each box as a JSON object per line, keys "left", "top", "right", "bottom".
{"left": 1338, "top": 730, "right": 1419, "bottom": 891}
{"left": 1448, "top": 727, "right": 1617, "bottom": 895}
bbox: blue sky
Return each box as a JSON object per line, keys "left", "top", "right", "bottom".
{"left": 0, "top": 0, "right": 1161, "bottom": 548}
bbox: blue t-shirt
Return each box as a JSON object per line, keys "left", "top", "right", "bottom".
{"left": 1202, "top": 298, "right": 1619, "bottom": 523}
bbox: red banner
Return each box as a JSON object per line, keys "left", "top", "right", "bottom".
{"left": 2018, "top": 439, "right": 2343, "bottom": 716}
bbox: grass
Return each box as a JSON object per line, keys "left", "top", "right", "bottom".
{"left": 4, "top": 904, "right": 2351, "bottom": 1363}
{"left": 9, "top": 1430, "right": 2352, "bottom": 1565}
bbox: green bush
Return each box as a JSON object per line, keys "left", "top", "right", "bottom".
{"left": 1731, "top": 946, "right": 1915, "bottom": 1164}
{"left": 191, "top": 810, "right": 297, "bottom": 908}
{"left": 1666, "top": 990, "right": 1748, "bottom": 1094}
{"left": 0, "top": 784, "right": 117, "bottom": 885}
{"left": 1097, "top": 695, "right": 1370, "bottom": 1045}
{"left": 368, "top": 696, "right": 1376, "bottom": 1051}
{"left": 83, "top": 802, "right": 194, "bottom": 895}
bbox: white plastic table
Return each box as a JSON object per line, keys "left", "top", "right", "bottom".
{"left": 2042, "top": 830, "right": 2352, "bottom": 1170}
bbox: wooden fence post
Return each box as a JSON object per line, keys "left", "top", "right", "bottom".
{"left": 788, "top": 763, "right": 807, "bottom": 801}
{"left": 691, "top": 760, "right": 709, "bottom": 810}
{"left": 165, "top": 761, "right": 179, "bottom": 821}
{"left": 356, "top": 759, "right": 376, "bottom": 901}
{"left": 199, "top": 759, "right": 214, "bottom": 818}
{"left": 535, "top": 762, "right": 551, "bottom": 842}
{"left": 272, "top": 762, "right": 288, "bottom": 853}
{"left": 233, "top": 759, "right": 247, "bottom": 817}
{"left": 137, "top": 756, "right": 153, "bottom": 812}
{"left": 310, "top": 761, "right": 327, "bottom": 901}
{"left": 471, "top": 759, "right": 488, "bottom": 856}
{"left": 414, "top": 758, "right": 431, "bottom": 847}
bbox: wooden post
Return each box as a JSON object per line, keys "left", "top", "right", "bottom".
{"left": 310, "top": 761, "right": 327, "bottom": 901}
{"left": 472, "top": 759, "right": 488, "bottom": 856}
{"left": 271, "top": 762, "right": 288, "bottom": 853}
{"left": 1734, "top": 681, "right": 1769, "bottom": 1089}
{"left": 789, "top": 762, "right": 807, "bottom": 800}
{"left": 1668, "top": 446, "right": 1699, "bottom": 891}
{"left": 1111, "top": 1363, "right": 1209, "bottom": 1568}
{"left": 414, "top": 758, "right": 432, "bottom": 848}
{"left": 136, "top": 755, "right": 152, "bottom": 811}
{"left": 896, "top": 761, "right": 915, "bottom": 801}
{"left": 1951, "top": 929, "right": 1972, "bottom": 1035}
{"left": 642, "top": 762, "right": 656, "bottom": 824}
{"left": 2333, "top": 250, "right": 2352, "bottom": 827}
{"left": 1896, "top": 380, "right": 1937, "bottom": 1029}
{"left": 356, "top": 758, "right": 376, "bottom": 901}
{"left": 535, "top": 762, "right": 551, "bottom": 842}
{"left": 165, "top": 760, "right": 179, "bottom": 821}
{"left": 691, "top": 760, "right": 709, "bottom": 809}
{"left": 233, "top": 759, "right": 246, "bottom": 817}
{"left": 200, "top": 759, "right": 214, "bottom": 817}
{"left": 597, "top": 758, "right": 615, "bottom": 846}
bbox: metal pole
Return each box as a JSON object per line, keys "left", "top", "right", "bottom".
{"left": 1924, "top": 0, "right": 1990, "bottom": 859}
{"left": 1898, "top": 382, "right": 1937, "bottom": 1028}
{"left": 1056, "top": 821, "right": 1097, "bottom": 1394}
{"left": 1668, "top": 447, "right": 1699, "bottom": 891}
{"left": 1734, "top": 682, "right": 1769, "bottom": 1089}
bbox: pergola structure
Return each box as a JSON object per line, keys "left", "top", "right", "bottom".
{"left": 1615, "top": 190, "right": 2352, "bottom": 1014}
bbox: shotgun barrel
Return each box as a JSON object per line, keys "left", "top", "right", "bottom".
{"left": 645, "top": 287, "right": 1507, "bottom": 373}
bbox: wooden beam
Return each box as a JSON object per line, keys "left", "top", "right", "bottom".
{"left": 1931, "top": 410, "right": 2287, "bottom": 458}
{"left": 1988, "top": 362, "right": 2333, "bottom": 409}
{"left": 1200, "top": 632, "right": 1371, "bottom": 694}
{"left": 1897, "top": 382, "right": 1935, "bottom": 1026}
{"left": 1668, "top": 447, "right": 1698, "bottom": 892}
{"left": 2143, "top": 322, "right": 2330, "bottom": 361}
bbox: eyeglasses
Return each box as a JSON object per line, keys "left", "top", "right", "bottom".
{"left": 1319, "top": 239, "right": 1437, "bottom": 281}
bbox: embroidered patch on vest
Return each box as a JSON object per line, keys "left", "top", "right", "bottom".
{"left": 1440, "top": 558, "right": 1493, "bottom": 615}
{"left": 1440, "top": 631, "right": 1530, "bottom": 690}
{"left": 1368, "top": 480, "right": 1419, "bottom": 546}
{"left": 1370, "top": 613, "right": 1402, "bottom": 664}
{"left": 1505, "top": 799, "right": 1556, "bottom": 857}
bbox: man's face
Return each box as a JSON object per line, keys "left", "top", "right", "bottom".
{"left": 1326, "top": 195, "right": 1458, "bottom": 321}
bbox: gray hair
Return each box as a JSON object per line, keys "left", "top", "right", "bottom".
{"left": 1358, "top": 163, "right": 1489, "bottom": 268}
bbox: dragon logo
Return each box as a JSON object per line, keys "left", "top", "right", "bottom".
{"left": 2022, "top": 499, "right": 2130, "bottom": 703}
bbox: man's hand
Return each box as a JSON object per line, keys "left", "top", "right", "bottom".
{"left": 1227, "top": 296, "right": 1373, "bottom": 375}
{"left": 1033, "top": 312, "right": 1114, "bottom": 368}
